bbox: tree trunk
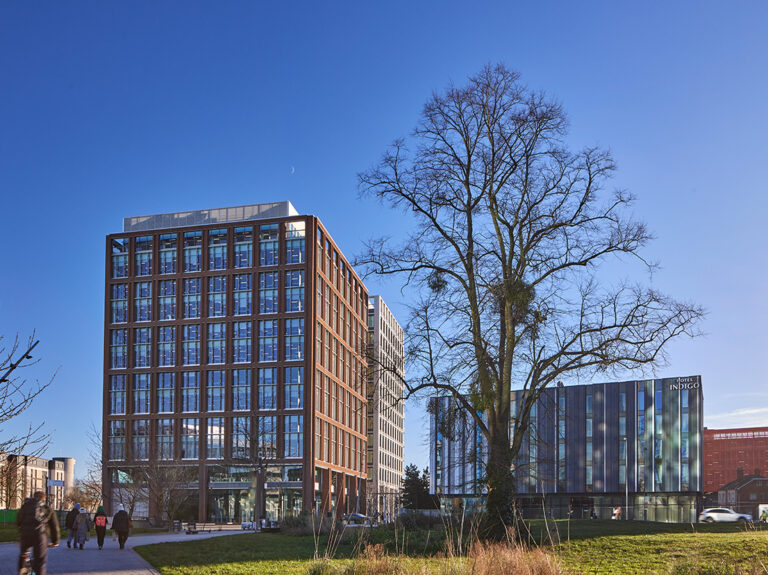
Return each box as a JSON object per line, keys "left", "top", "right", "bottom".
{"left": 484, "top": 416, "right": 515, "bottom": 538}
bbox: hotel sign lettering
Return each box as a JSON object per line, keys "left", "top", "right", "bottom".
{"left": 669, "top": 377, "right": 700, "bottom": 391}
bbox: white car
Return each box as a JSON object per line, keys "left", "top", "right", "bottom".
{"left": 698, "top": 508, "right": 752, "bottom": 523}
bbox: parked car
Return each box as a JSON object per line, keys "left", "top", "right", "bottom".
{"left": 698, "top": 508, "right": 752, "bottom": 523}
{"left": 341, "top": 513, "right": 372, "bottom": 526}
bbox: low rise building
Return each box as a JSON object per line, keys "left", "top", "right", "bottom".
{"left": 717, "top": 469, "right": 768, "bottom": 519}
{"left": 703, "top": 427, "right": 768, "bottom": 493}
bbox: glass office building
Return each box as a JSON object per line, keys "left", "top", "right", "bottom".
{"left": 430, "top": 376, "right": 703, "bottom": 522}
{"left": 103, "top": 202, "right": 370, "bottom": 523}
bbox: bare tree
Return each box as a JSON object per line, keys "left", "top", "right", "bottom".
{"left": 145, "top": 462, "right": 195, "bottom": 529}
{"left": 357, "top": 64, "right": 704, "bottom": 536}
{"left": 0, "top": 334, "right": 54, "bottom": 506}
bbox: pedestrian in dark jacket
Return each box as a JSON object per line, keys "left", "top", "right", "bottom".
{"left": 111, "top": 504, "right": 132, "bottom": 549}
{"left": 93, "top": 506, "right": 109, "bottom": 549}
{"left": 73, "top": 507, "right": 91, "bottom": 549}
{"left": 17, "top": 490, "right": 60, "bottom": 575}
{"left": 65, "top": 503, "right": 80, "bottom": 548}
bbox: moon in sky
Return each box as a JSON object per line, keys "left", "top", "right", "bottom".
{"left": 290, "top": 166, "right": 295, "bottom": 175}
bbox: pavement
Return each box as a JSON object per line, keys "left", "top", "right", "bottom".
{"left": 0, "top": 530, "right": 237, "bottom": 575}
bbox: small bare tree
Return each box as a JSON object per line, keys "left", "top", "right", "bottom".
{"left": 145, "top": 462, "right": 194, "bottom": 529}
{"left": 358, "top": 64, "right": 704, "bottom": 536}
{"left": 0, "top": 334, "right": 55, "bottom": 506}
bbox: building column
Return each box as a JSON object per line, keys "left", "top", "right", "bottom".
{"left": 320, "top": 467, "right": 331, "bottom": 516}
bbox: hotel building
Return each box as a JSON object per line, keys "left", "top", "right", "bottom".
{"left": 430, "top": 376, "right": 704, "bottom": 522}
{"left": 103, "top": 202, "right": 369, "bottom": 522}
{"left": 366, "top": 296, "right": 405, "bottom": 521}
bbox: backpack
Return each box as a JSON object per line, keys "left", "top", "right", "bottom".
{"left": 95, "top": 515, "right": 106, "bottom": 528}
{"left": 18, "top": 499, "right": 47, "bottom": 535}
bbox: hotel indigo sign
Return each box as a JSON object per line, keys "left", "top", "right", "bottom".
{"left": 669, "top": 377, "right": 700, "bottom": 391}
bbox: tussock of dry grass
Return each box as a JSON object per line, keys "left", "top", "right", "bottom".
{"left": 466, "top": 541, "right": 562, "bottom": 575}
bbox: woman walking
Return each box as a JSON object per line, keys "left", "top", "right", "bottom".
{"left": 111, "top": 504, "right": 132, "bottom": 550}
{"left": 93, "top": 506, "right": 109, "bottom": 550}
{"left": 73, "top": 507, "right": 91, "bottom": 550}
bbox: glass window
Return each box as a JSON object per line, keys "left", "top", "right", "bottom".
{"left": 258, "top": 368, "right": 276, "bottom": 409}
{"left": 257, "top": 416, "right": 277, "bottom": 459}
{"left": 234, "top": 226, "right": 253, "bottom": 268}
{"left": 207, "top": 417, "right": 225, "bottom": 459}
{"left": 159, "top": 280, "right": 176, "bottom": 320}
{"left": 285, "top": 270, "right": 304, "bottom": 312}
{"left": 157, "top": 372, "right": 175, "bottom": 413}
{"left": 234, "top": 274, "right": 252, "bottom": 316}
{"left": 158, "top": 326, "right": 175, "bottom": 367}
{"left": 585, "top": 393, "right": 593, "bottom": 415}
{"left": 182, "top": 371, "right": 200, "bottom": 412}
{"left": 159, "top": 234, "right": 177, "bottom": 274}
{"left": 135, "top": 281, "right": 152, "bottom": 322}
{"left": 682, "top": 412, "right": 689, "bottom": 433}
{"left": 135, "top": 236, "right": 153, "bottom": 276}
{"left": 638, "top": 389, "right": 645, "bottom": 411}
{"left": 109, "top": 375, "right": 126, "bottom": 415}
{"left": 208, "top": 229, "right": 227, "bottom": 270}
{"left": 134, "top": 327, "right": 151, "bottom": 368}
{"left": 133, "top": 373, "right": 150, "bottom": 414}
{"left": 232, "top": 369, "right": 251, "bottom": 411}
{"left": 181, "top": 418, "right": 199, "bottom": 459}
{"left": 259, "top": 224, "right": 279, "bottom": 266}
{"left": 184, "top": 231, "right": 202, "bottom": 272}
{"left": 108, "top": 420, "right": 126, "bottom": 460}
{"left": 207, "top": 323, "right": 225, "bottom": 364}
{"left": 183, "top": 278, "right": 201, "bottom": 319}
{"left": 157, "top": 419, "right": 174, "bottom": 460}
{"left": 681, "top": 389, "right": 689, "bottom": 409}
{"left": 285, "top": 221, "right": 305, "bottom": 264}
{"left": 619, "top": 391, "right": 627, "bottom": 412}
{"left": 207, "top": 370, "right": 225, "bottom": 412}
{"left": 285, "top": 318, "right": 304, "bottom": 361}
{"left": 111, "top": 284, "right": 128, "bottom": 323}
{"left": 284, "top": 367, "right": 303, "bottom": 409}
{"left": 208, "top": 276, "right": 226, "bottom": 317}
{"left": 182, "top": 324, "right": 201, "bottom": 365}
{"left": 232, "top": 416, "right": 250, "bottom": 459}
{"left": 259, "top": 272, "right": 278, "bottom": 314}
{"left": 110, "top": 329, "right": 127, "bottom": 369}
{"left": 284, "top": 415, "right": 303, "bottom": 458}
{"left": 619, "top": 415, "right": 626, "bottom": 436}
{"left": 133, "top": 419, "right": 150, "bottom": 460}
{"left": 258, "top": 320, "right": 278, "bottom": 362}
{"left": 111, "top": 238, "right": 129, "bottom": 278}
{"left": 233, "top": 321, "right": 252, "bottom": 363}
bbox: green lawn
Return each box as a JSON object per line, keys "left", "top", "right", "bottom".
{"left": 131, "top": 521, "right": 768, "bottom": 575}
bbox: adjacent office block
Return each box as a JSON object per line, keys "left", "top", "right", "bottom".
{"left": 366, "top": 296, "right": 405, "bottom": 521}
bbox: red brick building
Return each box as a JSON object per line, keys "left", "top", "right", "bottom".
{"left": 103, "top": 202, "right": 370, "bottom": 523}
{"left": 703, "top": 427, "right": 768, "bottom": 493}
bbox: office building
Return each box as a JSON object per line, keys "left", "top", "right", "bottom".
{"left": 703, "top": 426, "right": 768, "bottom": 492}
{"left": 366, "top": 296, "right": 405, "bottom": 521}
{"left": 430, "top": 376, "right": 704, "bottom": 522}
{"left": 0, "top": 454, "right": 74, "bottom": 510}
{"left": 103, "top": 202, "right": 369, "bottom": 522}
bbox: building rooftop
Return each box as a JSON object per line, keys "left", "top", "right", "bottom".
{"left": 123, "top": 201, "right": 299, "bottom": 232}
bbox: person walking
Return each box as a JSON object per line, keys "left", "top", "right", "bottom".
{"left": 111, "top": 504, "right": 132, "bottom": 550}
{"left": 93, "top": 506, "right": 109, "bottom": 550}
{"left": 17, "top": 490, "right": 60, "bottom": 575}
{"left": 73, "top": 507, "right": 91, "bottom": 550}
{"left": 65, "top": 503, "right": 80, "bottom": 548}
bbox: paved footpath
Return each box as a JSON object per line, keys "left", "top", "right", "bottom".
{"left": 0, "top": 530, "right": 236, "bottom": 575}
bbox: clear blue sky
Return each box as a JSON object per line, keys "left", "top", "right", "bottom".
{"left": 1, "top": 1, "right": 767, "bottom": 479}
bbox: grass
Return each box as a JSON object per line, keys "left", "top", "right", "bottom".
{"left": 133, "top": 521, "right": 768, "bottom": 575}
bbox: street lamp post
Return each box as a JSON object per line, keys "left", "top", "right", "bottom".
{"left": 623, "top": 437, "right": 629, "bottom": 519}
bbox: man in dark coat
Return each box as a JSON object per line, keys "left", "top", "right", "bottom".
{"left": 17, "top": 490, "right": 60, "bottom": 575}
{"left": 65, "top": 502, "right": 80, "bottom": 548}
{"left": 111, "top": 504, "right": 132, "bottom": 549}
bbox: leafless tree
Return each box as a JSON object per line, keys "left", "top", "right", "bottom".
{"left": 63, "top": 480, "right": 101, "bottom": 512}
{"left": 357, "top": 64, "right": 704, "bottom": 536}
{"left": 0, "top": 334, "right": 54, "bottom": 506}
{"left": 144, "top": 462, "right": 195, "bottom": 528}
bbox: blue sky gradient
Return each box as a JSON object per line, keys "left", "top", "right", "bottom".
{"left": 1, "top": 1, "right": 767, "bottom": 478}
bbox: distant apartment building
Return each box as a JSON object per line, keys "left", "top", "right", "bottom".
{"left": 703, "top": 427, "right": 768, "bottom": 492}
{"left": 0, "top": 455, "right": 75, "bottom": 510}
{"left": 366, "top": 296, "right": 405, "bottom": 521}
{"left": 103, "top": 202, "right": 370, "bottom": 522}
{"left": 430, "top": 376, "right": 704, "bottom": 522}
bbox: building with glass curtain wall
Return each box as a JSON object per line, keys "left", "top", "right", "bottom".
{"left": 103, "top": 202, "right": 370, "bottom": 523}
{"left": 430, "top": 376, "right": 703, "bottom": 522}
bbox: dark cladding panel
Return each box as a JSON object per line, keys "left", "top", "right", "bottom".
{"left": 566, "top": 385, "right": 586, "bottom": 493}
{"left": 537, "top": 388, "right": 557, "bottom": 493}
{"left": 663, "top": 378, "right": 681, "bottom": 492}
{"left": 604, "top": 382, "right": 619, "bottom": 492}
{"left": 593, "top": 384, "right": 605, "bottom": 492}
